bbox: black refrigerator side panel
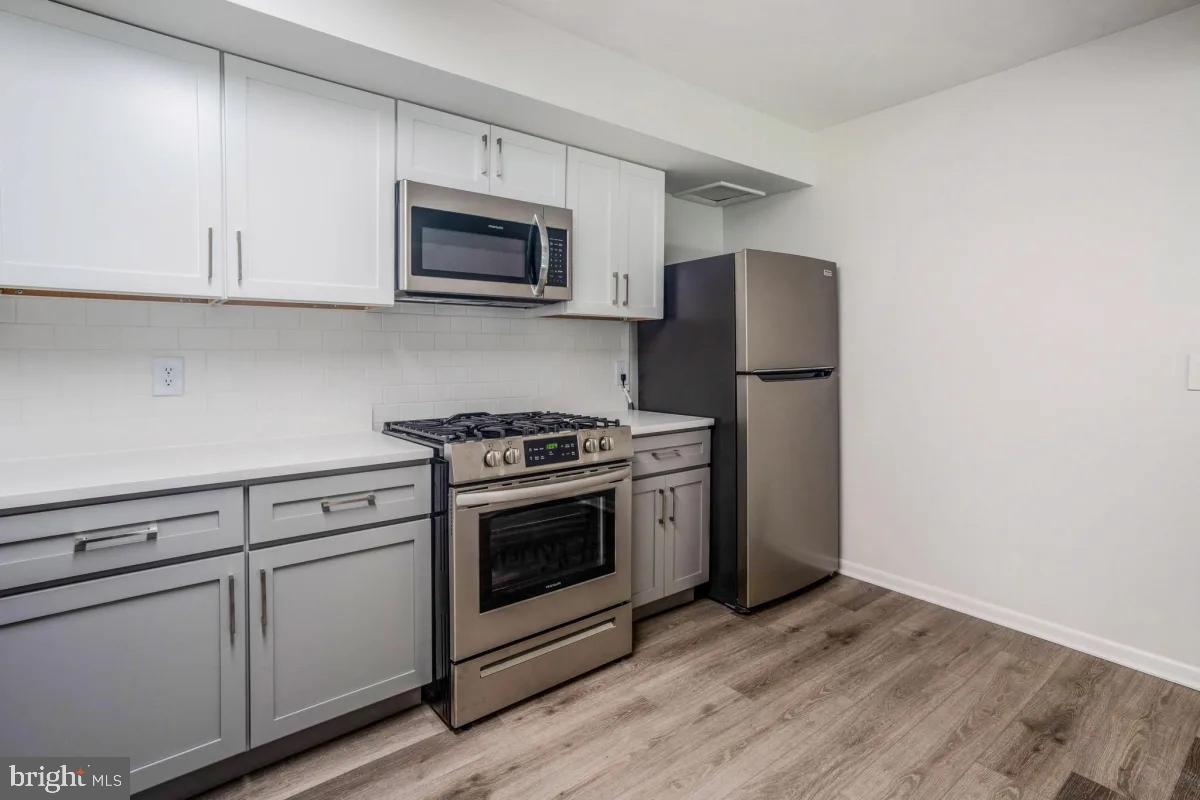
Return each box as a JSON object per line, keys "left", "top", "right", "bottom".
{"left": 637, "top": 254, "right": 740, "bottom": 605}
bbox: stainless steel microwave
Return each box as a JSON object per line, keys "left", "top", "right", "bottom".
{"left": 396, "top": 180, "right": 571, "bottom": 306}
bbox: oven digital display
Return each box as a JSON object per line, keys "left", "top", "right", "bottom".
{"left": 524, "top": 435, "right": 579, "bottom": 466}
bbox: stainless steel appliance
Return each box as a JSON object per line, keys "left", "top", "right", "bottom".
{"left": 383, "top": 412, "right": 633, "bottom": 728}
{"left": 638, "top": 250, "right": 840, "bottom": 612}
{"left": 397, "top": 180, "right": 571, "bottom": 306}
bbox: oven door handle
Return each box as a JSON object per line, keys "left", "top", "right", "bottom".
{"left": 456, "top": 466, "right": 631, "bottom": 509}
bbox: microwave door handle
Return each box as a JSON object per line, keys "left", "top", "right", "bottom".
{"left": 531, "top": 211, "right": 549, "bottom": 297}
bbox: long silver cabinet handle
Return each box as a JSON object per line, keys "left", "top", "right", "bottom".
{"left": 657, "top": 488, "right": 665, "bottom": 525}
{"left": 320, "top": 493, "right": 377, "bottom": 512}
{"left": 623, "top": 273, "right": 630, "bottom": 306}
{"left": 228, "top": 574, "right": 236, "bottom": 645}
{"left": 612, "top": 272, "right": 619, "bottom": 305}
{"left": 668, "top": 487, "right": 676, "bottom": 523}
{"left": 207, "top": 227, "right": 213, "bottom": 283}
{"left": 74, "top": 523, "right": 158, "bottom": 552}
{"left": 481, "top": 134, "right": 489, "bottom": 175}
{"left": 260, "top": 569, "right": 268, "bottom": 634}
{"left": 236, "top": 230, "right": 244, "bottom": 285}
{"left": 496, "top": 137, "right": 503, "bottom": 178}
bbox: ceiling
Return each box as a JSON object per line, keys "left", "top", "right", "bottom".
{"left": 495, "top": 0, "right": 1198, "bottom": 130}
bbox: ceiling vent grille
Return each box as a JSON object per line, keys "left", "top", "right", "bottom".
{"left": 673, "top": 181, "right": 766, "bottom": 207}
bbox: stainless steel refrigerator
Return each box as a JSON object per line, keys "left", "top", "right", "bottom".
{"left": 638, "top": 249, "right": 839, "bottom": 611}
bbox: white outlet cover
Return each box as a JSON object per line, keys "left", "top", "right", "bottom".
{"left": 1189, "top": 354, "right": 1200, "bottom": 391}
{"left": 153, "top": 357, "right": 184, "bottom": 397}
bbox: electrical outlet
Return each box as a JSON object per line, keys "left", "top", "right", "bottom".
{"left": 614, "top": 359, "right": 628, "bottom": 387}
{"left": 153, "top": 357, "right": 184, "bottom": 396}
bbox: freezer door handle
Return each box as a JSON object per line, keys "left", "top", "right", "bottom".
{"left": 749, "top": 367, "right": 836, "bottom": 382}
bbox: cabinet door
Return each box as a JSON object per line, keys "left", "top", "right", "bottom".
{"left": 556, "top": 147, "right": 624, "bottom": 318}
{"left": 631, "top": 476, "right": 665, "bottom": 608}
{"left": 249, "top": 521, "right": 430, "bottom": 746}
{"left": 664, "top": 468, "right": 710, "bottom": 595}
{"left": 224, "top": 55, "right": 395, "bottom": 306}
{"left": 0, "top": 0, "right": 223, "bottom": 298}
{"left": 396, "top": 100, "right": 490, "bottom": 194}
{"left": 0, "top": 555, "right": 246, "bottom": 793}
{"left": 620, "top": 161, "right": 666, "bottom": 320}
{"left": 489, "top": 127, "right": 566, "bottom": 206}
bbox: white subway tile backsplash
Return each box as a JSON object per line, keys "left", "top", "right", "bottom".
{"left": 1, "top": 297, "right": 632, "bottom": 458}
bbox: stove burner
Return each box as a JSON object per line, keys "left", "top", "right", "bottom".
{"left": 383, "top": 411, "right": 621, "bottom": 443}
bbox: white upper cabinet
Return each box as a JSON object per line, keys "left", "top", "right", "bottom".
{"left": 619, "top": 160, "right": 666, "bottom": 320}
{"left": 488, "top": 127, "right": 566, "bottom": 207}
{"left": 0, "top": 0, "right": 224, "bottom": 299}
{"left": 396, "top": 105, "right": 565, "bottom": 206}
{"left": 396, "top": 100, "right": 490, "bottom": 195}
{"left": 544, "top": 147, "right": 665, "bottom": 320}
{"left": 224, "top": 56, "right": 395, "bottom": 306}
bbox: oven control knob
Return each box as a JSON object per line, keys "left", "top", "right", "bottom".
{"left": 583, "top": 437, "right": 599, "bottom": 453}
{"left": 484, "top": 450, "right": 503, "bottom": 467}
{"left": 599, "top": 436, "right": 614, "bottom": 451}
{"left": 503, "top": 447, "right": 521, "bottom": 465}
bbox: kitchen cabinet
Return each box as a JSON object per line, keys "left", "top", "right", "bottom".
{"left": 662, "top": 468, "right": 711, "bottom": 596}
{"left": 396, "top": 100, "right": 491, "bottom": 194}
{"left": 396, "top": 103, "right": 565, "bottom": 206}
{"left": 224, "top": 55, "right": 395, "bottom": 306}
{"left": 0, "top": 555, "right": 247, "bottom": 793}
{"left": 541, "top": 147, "right": 665, "bottom": 320}
{"left": 0, "top": 0, "right": 224, "bottom": 299}
{"left": 248, "top": 521, "right": 431, "bottom": 746}
{"left": 631, "top": 475, "right": 666, "bottom": 607}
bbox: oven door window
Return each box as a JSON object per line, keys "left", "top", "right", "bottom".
{"left": 478, "top": 489, "right": 615, "bottom": 613}
{"left": 411, "top": 206, "right": 536, "bottom": 285}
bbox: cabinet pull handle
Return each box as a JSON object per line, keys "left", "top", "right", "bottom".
{"left": 73, "top": 523, "right": 158, "bottom": 552}
{"left": 657, "top": 488, "right": 665, "bottom": 525}
{"left": 649, "top": 449, "right": 682, "bottom": 460}
{"left": 207, "top": 227, "right": 214, "bottom": 283}
{"left": 623, "top": 273, "right": 630, "bottom": 306}
{"left": 320, "top": 493, "right": 377, "bottom": 512}
{"left": 496, "top": 137, "right": 503, "bottom": 178}
{"left": 612, "top": 272, "right": 619, "bottom": 305}
{"left": 228, "top": 574, "right": 236, "bottom": 645}
{"left": 236, "top": 230, "right": 244, "bottom": 285}
{"left": 481, "top": 134, "right": 489, "bottom": 176}
{"left": 260, "top": 568, "right": 268, "bottom": 634}
{"left": 668, "top": 487, "right": 676, "bottom": 523}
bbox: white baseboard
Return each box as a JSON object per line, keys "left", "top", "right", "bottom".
{"left": 839, "top": 559, "right": 1200, "bottom": 692}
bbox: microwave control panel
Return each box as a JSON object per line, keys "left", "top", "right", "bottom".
{"left": 546, "top": 228, "right": 568, "bottom": 288}
{"left": 524, "top": 434, "right": 578, "bottom": 466}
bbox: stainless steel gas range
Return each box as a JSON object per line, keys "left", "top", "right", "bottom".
{"left": 383, "top": 412, "right": 634, "bottom": 728}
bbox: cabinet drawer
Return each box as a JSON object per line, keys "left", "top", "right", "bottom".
{"left": 0, "top": 488, "right": 244, "bottom": 592}
{"left": 632, "top": 429, "right": 711, "bottom": 478}
{"left": 248, "top": 466, "right": 430, "bottom": 544}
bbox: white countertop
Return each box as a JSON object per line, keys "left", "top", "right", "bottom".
{"left": 0, "top": 432, "right": 433, "bottom": 512}
{"left": 617, "top": 410, "right": 715, "bottom": 436}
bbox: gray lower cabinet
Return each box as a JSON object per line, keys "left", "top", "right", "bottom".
{"left": 248, "top": 520, "right": 431, "bottom": 746}
{"left": 631, "top": 467, "right": 710, "bottom": 609}
{"left": 631, "top": 475, "right": 666, "bottom": 606}
{"left": 0, "top": 554, "right": 247, "bottom": 793}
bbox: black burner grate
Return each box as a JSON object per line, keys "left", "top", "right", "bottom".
{"left": 383, "top": 411, "right": 621, "bottom": 443}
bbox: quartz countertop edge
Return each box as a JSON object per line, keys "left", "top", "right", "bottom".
{"left": 0, "top": 432, "right": 434, "bottom": 513}
{"left": 618, "top": 410, "right": 715, "bottom": 437}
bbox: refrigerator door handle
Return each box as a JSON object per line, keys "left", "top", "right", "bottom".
{"left": 747, "top": 367, "right": 836, "bottom": 382}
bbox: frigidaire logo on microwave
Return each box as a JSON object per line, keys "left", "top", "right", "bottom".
{"left": 2, "top": 758, "right": 129, "bottom": 799}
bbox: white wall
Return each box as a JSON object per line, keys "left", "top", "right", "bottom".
{"left": 725, "top": 7, "right": 1200, "bottom": 686}
{"left": 0, "top": 296, "right": 629, "bottom": 459}
{"left": 664, "top": 195, "right": 724, "bottom": 264}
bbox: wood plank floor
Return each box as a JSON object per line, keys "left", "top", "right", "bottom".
{"left": 200, "top": 576, "right": 1200, "bottom": 800}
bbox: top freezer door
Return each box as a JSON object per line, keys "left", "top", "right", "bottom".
{"left": 735, "top": 250, "right": 838, "bottom": 371}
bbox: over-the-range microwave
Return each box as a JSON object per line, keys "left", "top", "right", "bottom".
{"left": 396, "top": 180, "right": 571, "bottom": 306}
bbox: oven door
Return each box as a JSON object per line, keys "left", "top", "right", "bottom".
{"left": 450, "top": 464, "right": 631, "bottom": 661}
{"left": 400, "top": 180, "right": 570, "bottom": 303}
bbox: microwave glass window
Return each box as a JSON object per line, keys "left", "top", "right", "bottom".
{"left": 478, "top": 489, "right": 615, "bottom": 612}
{"left": 423, "top": 227, "right": 526, "bottom": 279}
